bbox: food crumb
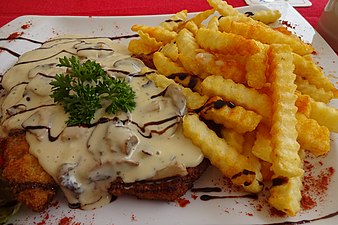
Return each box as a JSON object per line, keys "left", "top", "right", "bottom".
{"left": 176, "top": 197, "right": 190, "bottom": 207}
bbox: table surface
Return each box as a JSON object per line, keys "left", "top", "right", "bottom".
{"left": 0, "top": 0, "right": 328, "bottom": 30}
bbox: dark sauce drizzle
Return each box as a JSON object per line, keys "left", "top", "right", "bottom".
{"left": 0, "top": 36, "right": 43, "bottom": 44}
{"left": 0, "top": 47, "right": 21, "bottom": 58}
{"left": 2, "top": 34, "right": 338, "bottom": 225}
{"left": 0, "top": 34, "right": 138, "bottom": 60}
{"left": 200, "top": 193, "right": 258, "bottom": 201}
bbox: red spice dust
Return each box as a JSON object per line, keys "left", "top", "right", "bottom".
{"left": 176, "top": 197, "right": 190, "bottom": 207}
{"left": 191, "top": 194, "right": 198, "bottom": 200}
{"left": 36, "top": 213, "right": 49, "bottom": 225}
{"left": 301, "top": 160, "right": 335, "bottom": 211}
{"left": 21, "top": 22, "right": 31, "bottom": 29}
{"left": 58, "top": 216, "right": 81, "bottom": 225}
{"left": 7, "top": 31, "right": 24, "bottom": 40}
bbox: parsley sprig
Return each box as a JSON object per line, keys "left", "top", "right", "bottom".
{"left": 50, "top": 56, "right": 136, "bottom": 126}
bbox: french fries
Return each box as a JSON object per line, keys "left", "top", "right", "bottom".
{"left": 128, "top": 0, "right": 337, "bottom": 217}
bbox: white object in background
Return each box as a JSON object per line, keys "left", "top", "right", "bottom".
{"left": 317, "top": 0, "right": 338, "bottom": 52}
{"left": 245, "top": 0, "right": 312, "bottom": 7}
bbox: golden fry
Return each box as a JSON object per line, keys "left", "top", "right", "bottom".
{"left": 249, "top": 9, "right": 281, "bottom": 24}
{"left": 128, "top": 30, "right": 162, "bottom": 55}
{"left": 252, "top": 124, "right": 272, "bottom": 163}
{"left": 153, "top": 51, "right": 186, "bottom": 76}
{"left": 310, "top": 100, "right": 338, "bottom": 133}
{"left": 245, "top": 43, "right": 269, "bottom": 89}
{"left": 160, "top": 42, "right": 179, "bottom": 61}
{"left": 183, "top": 114, "right": 263, "bottom": 193}
{"left": 293, "top": 53, "right": 336, "bottom": 92}
{"left": 207, "top": 0, "right": 241, "bottom": 17}
{"left": 269, "top": 44, "right": 303, "bottom": 178}
{"left": 295, "top": 92, "right": 312, "bottom": 116}
{"left": 176, "top": 28, "right": 206, "bottom": 77}
{"left": 296, "top": 113, "right": 330, "bottom": 156}
{"left": 131, "top": 24, "right": 176, "bottom": 43}
{"left": 201, "top": 75, "right": 272, "bottom": 122}
{"left": 189, "top": 9, "right": 216, "bottom": 26}
{"left": 207, "top": 16, "right": 219, "bottom": 31}
{"left": 196, "top": 28, "right": 260, "bottom": 56}
{"left": 195, "top": 51, "right": 246, "bottom": 84}
{"left": 218, "top": 18, "right": 314, "bottom": 55}
{"left": 160, "top": 10, "right": 188, "bottom": 31}
{"left": 200, "top": 96, "right": 262, "bottom": 133}
{"left": 268, "top": 175, "right": 303, "bottom": 216}
{"left": 220, "top": 127, "right": 244, "bottom": 153}
{"left": 295, "top": 76, "right": 333, "bottom": 103}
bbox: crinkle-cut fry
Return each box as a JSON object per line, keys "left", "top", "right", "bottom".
{"left": 245, "top": 43, "right": 269, "bottom": 89}
{"left": 145, "top": 71, "right": 208, "bottom": 110}
{"left": 296, "top": 113, "right": 330, "bottom": 156}
{"left": 181, "top": 88, "right": 209, "bottom": 111}
{"left": 153, "top": 51, "right": 186, "bottom": 76}
{"left": 241, "top": 132, "right": 264, "bottom": 193}
{"left": 268, "top": 174, "right": 303, "bottom": 216}
{"left": 128, "top": 30, "right": 163, "bottom": 55}
{"left": 260, "top": 160, "right": 273, "bottom": 182}
{"left": 249, "top": 9, "right": 282, "bottom": 24}
{"left": 220, "top": 127, "right": 244, "bottom": 153}
{"left": 160, "top": 42, "right": 179, "bottom": 62}
{"left": 176, "top": 28, "right": 207, "bottom": 78}
{"left": 183, "top": 21, "right": 199, "bottom": 35}
{"left": 189, "top": 9, "right": 215, "bottom": 26}
{"left": 295, "top": 92, "right": 311, "bottom": 117}
{"left": 269, "top": 44, "right": 303, "bottom": 178}
{"left": 196, "top": 28, "right": 260, "bottom": 56}
{"left": 159, "top": 10, "right": 188, "bottom": 31}
{"left": 293, "top": 53, "right": 336, "bottom": 92}
{"left": 295, "top": 76, "right": 334, "bottom": 103}
{"left": 200, "top": 96, "right": 262, "bottom": 133}
{"left": 207, "top": 16, "right": 219, "bottom": 31}
{"left": 167, "top": 73, "right": 203, "bottom": 93}
{"left": 310, "top": 100, "right": 338, "bottom": 133}
{"left": 201, "top": 75, "right": 272, "bottom": 123}
{"left": 207, "top": 0, "right": 242, "bottom": 17}
{"left": 195, "top": 51, "right": 246, "bottom": 84}
{"left": 252, "top": 124, "right": 272, "bottom": 163}
{"left": 183, "top": 114, "right": 263, "bottom": 193}
{"left": 218, "top": 18, "right": 314, "bottom": 55}
{"left": 131, "top": 24, "right": 177, "bottom": 44}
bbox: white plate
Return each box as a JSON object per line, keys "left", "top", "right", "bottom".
{"left": 245, "top": 0, "right": 312, "bottom": 7}
{"left": 1, "top": 3, "right": 338, "bottom": 225}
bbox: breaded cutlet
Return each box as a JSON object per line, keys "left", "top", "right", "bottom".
{"left": 1, "top": 130, "right": 58, "bottom": 212}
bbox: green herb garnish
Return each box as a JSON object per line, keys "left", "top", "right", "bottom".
{"left": 50, "top": 56, "right": 136, "bottom": 126}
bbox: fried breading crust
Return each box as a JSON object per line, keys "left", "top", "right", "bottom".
{"left": 110, "top": 158, "right": 209, "bottom": 200}
{"left": 1, "top": 130, "right": 57, "bottom": 212}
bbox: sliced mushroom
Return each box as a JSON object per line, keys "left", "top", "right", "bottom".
{"left": 58, "top": 163, "right": 83, "bottom": 195}
{"left": 164, "top": 84, "right": 186, "bottom": 116}
{"left": 105, "top": 124, "right": 139, "bottom": 155}
{"left": 113, "top": 57, "right": 145, "bottom": 74}
{"left": 88, "top": 163, "right": 114, "bottom": 182}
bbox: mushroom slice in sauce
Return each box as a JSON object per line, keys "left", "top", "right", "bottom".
{"left": 113, "top": 58, "right": 145, "bottom": 74}
{"left": 58, "top": 163, "right": 84, "bottom": 195}
{"left": 164, "top": 84, "right": 186, "bottom": 116}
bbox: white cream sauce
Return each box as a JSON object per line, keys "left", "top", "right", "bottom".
{"left": 0, "top": 35, "right": 203, "bottom": 210}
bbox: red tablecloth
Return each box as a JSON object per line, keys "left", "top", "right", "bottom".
{"left": 0, "top": 0, "right": 328, "bottom": 29}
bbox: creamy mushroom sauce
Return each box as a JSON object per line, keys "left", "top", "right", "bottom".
{"left": 0, "top": 35, "right": 203, "bottom": 210}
